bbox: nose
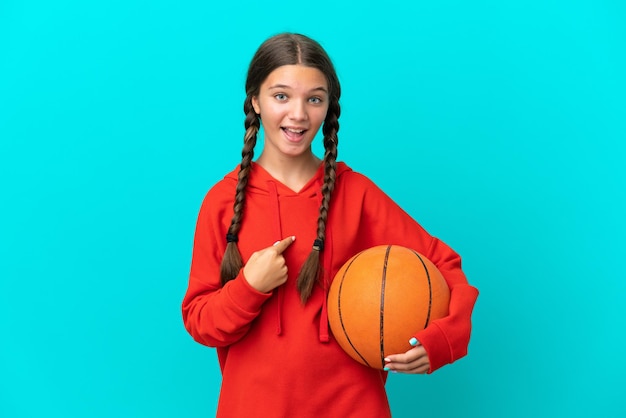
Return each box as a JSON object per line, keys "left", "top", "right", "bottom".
{"left": 288, "top": 99, "right": 308, "bottom": 121}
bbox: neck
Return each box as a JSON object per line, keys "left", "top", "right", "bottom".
{"left": 256, "top": 152, "right": 323, "bottom": 192}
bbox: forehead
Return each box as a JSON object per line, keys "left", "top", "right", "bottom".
{"left": 262, "top": 65, "right": 328, "bottom": 91}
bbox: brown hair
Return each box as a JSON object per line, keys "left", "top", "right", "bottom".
{"left": 220, "top": 33, "right": 341, "bottom": 304}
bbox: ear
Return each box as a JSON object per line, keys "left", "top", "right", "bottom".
{"left": 251, "top": 96, "right": 261, "bottom": 115}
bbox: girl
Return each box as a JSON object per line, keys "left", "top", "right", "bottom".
{"left": 182, "top": 33, "right": 478, "bottom": 417}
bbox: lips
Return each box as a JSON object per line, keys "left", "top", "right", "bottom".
{"left": 281, "top": 127, "right": 308, "bottom": 142}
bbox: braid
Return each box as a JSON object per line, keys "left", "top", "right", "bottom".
{"left": 296, "top": 100, "right": 340, "bottom": 303}
{"left": 225, "top": 33, "right": 341, "bottom": 296}
{"left": 220, "top": 98, "right": 260, "bottom": 285}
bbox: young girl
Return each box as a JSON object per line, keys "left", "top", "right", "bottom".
{"left": 182, "top": 33, "right": 478, "bottom": 417}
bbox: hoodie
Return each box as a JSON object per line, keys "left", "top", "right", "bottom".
{"left": 182, "top": 161, "right": 479, "bottom": 418}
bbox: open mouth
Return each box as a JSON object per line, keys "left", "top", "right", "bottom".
{"left": 281, "top": 127, "right": 308, "bottom": 141}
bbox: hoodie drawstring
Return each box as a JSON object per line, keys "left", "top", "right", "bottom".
{"left": 268, "top": 177, "right": 333, "bottom": 343}
{"left": 268, "top": 181, "right": 284, "bottom": 336}
{"left": 319, "top": 219, "right": 332, "bottom": 343}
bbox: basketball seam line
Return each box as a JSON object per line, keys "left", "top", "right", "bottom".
{"left": 337, "top": 251, "right": 371, "bottom": 367}
{"left": 379, "top": 245, "right": 392, "bottom": 369}
{"left": 411, "top": 250, "right": 433, "bottom": 328}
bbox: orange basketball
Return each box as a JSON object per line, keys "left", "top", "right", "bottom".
{"left": 327, "top": 245, "right": 450, "bottom": 369}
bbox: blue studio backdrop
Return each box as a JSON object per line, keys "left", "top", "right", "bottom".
{"left": 1, "top": 1, "right": 624, "bottom": 417}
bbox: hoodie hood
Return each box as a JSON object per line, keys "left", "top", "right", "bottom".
{"left": 224, "top": 161, "right": 353, "bottom": 342}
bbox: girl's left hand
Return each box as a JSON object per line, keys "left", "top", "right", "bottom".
{"left": 383, "top": 339, "right": 430, "bottom": 374}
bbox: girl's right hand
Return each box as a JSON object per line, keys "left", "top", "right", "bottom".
{"left": 243, "top": 236, "right": 295, "bottom": 293}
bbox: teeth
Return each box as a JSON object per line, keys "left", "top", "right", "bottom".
{"left": 285, "top": 128, "right": 304, "bottom": 134}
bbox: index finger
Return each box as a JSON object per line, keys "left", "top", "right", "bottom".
{"left": 272, "top": 236, "right": 295, "bottom": 254}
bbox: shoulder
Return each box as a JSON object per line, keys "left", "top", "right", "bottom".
{"left": 208, "top": 167, "right": 238, "bottom": 195}
{"left": 336, "top": 162, "right": 381, "bottom": 192}
{"left": 198, "top": 166, "right": 239, "bottom": 213}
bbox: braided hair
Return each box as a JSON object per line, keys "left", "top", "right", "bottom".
{"left": 220, "top": 33, "right": 342, "bottom": 304}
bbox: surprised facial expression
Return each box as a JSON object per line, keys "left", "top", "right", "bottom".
{"left": 252, "top": 65, "right": 329, "bottom": 160}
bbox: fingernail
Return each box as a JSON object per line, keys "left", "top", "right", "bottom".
{"left": 383, "top": 367, "right": 390, "bottom": 372}
{"left": 409, "top": 337, "right": 419, "bottom": 346}
{"left": 384, "top": 357, "right": 391, "bottom": 362}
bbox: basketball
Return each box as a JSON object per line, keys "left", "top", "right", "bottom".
{"left": 327, "top": 245, "right": 450, "bottom": 369}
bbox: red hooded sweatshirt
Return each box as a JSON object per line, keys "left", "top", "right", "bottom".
{"left": 182, "top": 162, "right": 478, "bottom": 417}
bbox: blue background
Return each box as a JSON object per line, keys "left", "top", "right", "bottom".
{"left": 1, "top": 0, "right": 624, "bottom": 417}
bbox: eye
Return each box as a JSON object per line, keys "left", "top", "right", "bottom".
{"left": 309, "top": 96, "right": 323, "bottom": 104}
{"left": 274, "top": 93, "right": 288, "bottom": 101}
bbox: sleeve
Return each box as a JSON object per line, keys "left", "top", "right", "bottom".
{"left": 359, "top": 176, "right": 479, "bottom": 373}
{"left": 181, "top": 189, "right": 272, "bottom": 348}
{"left": 415, "top": 238, "right": 479, "bottom": 373}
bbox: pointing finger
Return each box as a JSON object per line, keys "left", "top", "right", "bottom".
{"left": 272, "top": 236, "right": 295, "bottom": 254}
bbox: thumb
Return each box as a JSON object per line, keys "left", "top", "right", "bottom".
{"left": 272, "top": 236, "right": 295, "bottom": 254}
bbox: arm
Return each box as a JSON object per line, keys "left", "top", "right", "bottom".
{"left": 415, "top": 238, "right": 479, "bottom": 373}
{"left": 181, "top": 190, "right": 271, "bottom": 347}
{"left": 357, "top": 176, "right": 479, "bottom": 373}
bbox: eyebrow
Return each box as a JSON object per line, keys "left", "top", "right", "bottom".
{"left": 268, "top": 84, "right": 328, "bottom": 93}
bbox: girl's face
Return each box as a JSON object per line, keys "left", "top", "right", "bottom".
{"left": 252, "top": 65, "right": 329, "bottom": 161}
